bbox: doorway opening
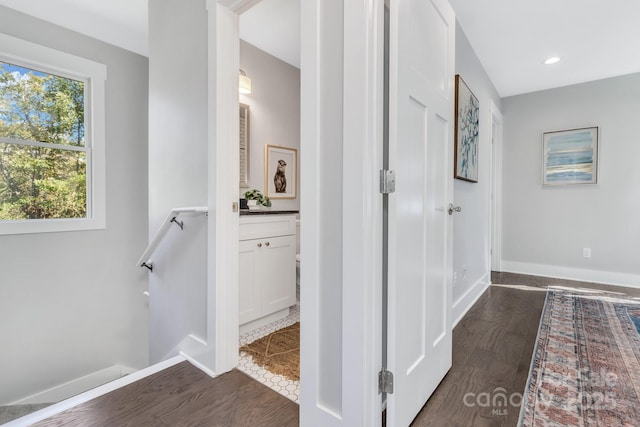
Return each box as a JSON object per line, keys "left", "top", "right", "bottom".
{"left": 235, "top": 0, "right": 302, "bottom": 403}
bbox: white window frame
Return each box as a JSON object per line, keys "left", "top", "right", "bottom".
{"left": 0, "top": 33, "right": 106, "bottom": 235}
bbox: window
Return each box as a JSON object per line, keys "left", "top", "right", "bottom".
{"left": 0, "top": 33, "right": 106, "bottom": 235}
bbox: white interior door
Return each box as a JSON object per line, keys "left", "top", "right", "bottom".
{"left": 386, "top": 0, "right": 455, "bottom": 425}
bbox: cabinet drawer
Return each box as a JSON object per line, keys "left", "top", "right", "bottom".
{"left": 239, "top": 215, "right": 296, "bottom": 240}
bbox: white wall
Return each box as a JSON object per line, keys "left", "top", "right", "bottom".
{"left": 239, "top": 40, "right": 300, "bottom": 211}
{"left": 502, "top": 73, "right": 640, "bottom": 287}
{"left": 452, "top": 23, "right": 502, "bottom": 321}
{"left": 0, "top": 6, "right": 149, "bottom": 404}
{"left": 148, "top": 0, "right": 210, "bottom": 363}
{"left": 300, "top": 0, "right": 345, "bottom": 421}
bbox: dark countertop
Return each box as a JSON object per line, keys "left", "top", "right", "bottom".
{"left": 239, "top": 210, "right": 299, "bottom": 216}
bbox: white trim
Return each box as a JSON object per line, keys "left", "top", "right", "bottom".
{"left": 0, "top": 32, "right": 106, "bottom": 235}
{"left": 452, "top": 272, "right": 490, "bottom": 326}
{"left": 299, "top": 1, "right": 339, "bottom": 424}
{"left": 489, "top": 100, "right": 503, "bottom": 272}
{"left": 180, "top": 334, "right": 218, "bottom": 378}
{"left": 0, "top": 137, "right": 87, "bottom": 152}
{"left": 3, "top": 356, "right": 185, "bottom": 427}
{"left": 501, "top": 260, "right": 640, "bottom": 288}
{"left": 0, "top": 33, "right": 106, "bottom": 81}
{"left": 217, "top": 0, "right": 261, "bottom": 13}
{"left": 209, "top": 1, "right": 240, "bottom": 374}
{"left": 342, "top": 0, "right": 384, "bottom": 425}
{"left": 239, "top": 308, "right": 290, "bottom": 335}
{"left": 9, "top": 364, "right": 135, "bottom": 405}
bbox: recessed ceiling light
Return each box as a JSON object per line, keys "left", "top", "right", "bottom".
{"left": 544, "top": 57, "right": 561, "bottom": 65}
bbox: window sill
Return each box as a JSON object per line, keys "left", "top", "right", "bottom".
{"left": 0, "top": 217, "right": 105, "bottom": 236}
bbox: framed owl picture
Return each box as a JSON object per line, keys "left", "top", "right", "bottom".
{"left": 264, "top": 145, "right": 297, "bottom": 199}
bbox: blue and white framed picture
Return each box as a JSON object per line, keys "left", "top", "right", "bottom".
{"left": 454, "top": 75, "right": 479, "bottom": 183}
{"left": 542, "top": 127, "right": 598, "bottom": 186}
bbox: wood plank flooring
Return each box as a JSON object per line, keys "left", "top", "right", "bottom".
{"left": 409, "top": 272, "right": 640, "bottom": 427}
{"left": 31, "top": 272, "right": 640, "bottom": 426}
{"left": 33, "top": 363, "right": 298, "bottom": 427}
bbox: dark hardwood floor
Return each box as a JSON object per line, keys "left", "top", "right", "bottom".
{"left": 34, "top": 363, "right": 298, "bottom": 427}
{"left": 31, "top": 272, "right": 640, "bottom": 427}
{"left": 410, "top": 272, "right": 640, "bottom": 427}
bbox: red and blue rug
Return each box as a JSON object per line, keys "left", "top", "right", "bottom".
{"left": 519, "top": 288, "right": 640, "bottom": 426}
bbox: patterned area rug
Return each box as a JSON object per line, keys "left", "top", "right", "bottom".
{"left": 519, "top": 288, "right": 640, "bottom": 426}
{"left": 240, "top": 322, "right": 300, "bottom": 381}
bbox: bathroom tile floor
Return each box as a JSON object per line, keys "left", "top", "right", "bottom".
{"left": 238, "top": 302, "right": 300, "bottom": 403}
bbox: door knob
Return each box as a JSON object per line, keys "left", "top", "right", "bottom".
{"left": 448, "top": 203, "right": 461, "bottom": 215}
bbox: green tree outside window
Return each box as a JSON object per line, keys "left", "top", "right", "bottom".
{"left": 0, "top": 61, "right": 87, "bottom": 220}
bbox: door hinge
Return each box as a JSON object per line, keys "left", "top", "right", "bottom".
{"left": 379, "top": 368, "right": 394, "bottom": 394}
{"left": 380, "top": 169, "right": 396, "bottom": 194}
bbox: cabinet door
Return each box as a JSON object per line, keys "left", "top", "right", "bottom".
{"left": 239, "top": 239, "right": 261, "bottom": 324}
{"left": 261, "top": 234, "right": 297, "bottom": 315}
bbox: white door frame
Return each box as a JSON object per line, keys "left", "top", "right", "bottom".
{"left": 339, "top": 0, "right": 384, "bottom": 425}
{"left": 211, "top": 0, "right": 384, "bottom": 425}
{"left": 208, "top": 0, "right": 241, "bottom": 374}
{"left": 489, "top": 100, "right": 503, "bottom": 273}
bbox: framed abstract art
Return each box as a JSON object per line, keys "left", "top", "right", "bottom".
{"left": 542, "top": 127, "right": 598, "bottom": 186}
{"left": 454, "top": 75, "right": 479, "bottom": 183}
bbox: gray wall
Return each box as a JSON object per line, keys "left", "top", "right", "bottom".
{"left": 452, "top": 23, "right": 502, "bottom": 320}
{"left": 0, "top": 6, "right": 149, "bottom": 403}
{"left": 239, "top": 40, "right": 300, "bottom": 211}
{"left": 148, "top": 0, "right": 209, "bottom": 363}
{"left": 502, "top": 73, "right": 640, "bottom": 286}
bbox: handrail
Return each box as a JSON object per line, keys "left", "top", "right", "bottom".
{"left": 137, "top": 206, "right": 208, "bottom": 271}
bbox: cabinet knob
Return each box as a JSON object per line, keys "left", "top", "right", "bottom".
{"left": 257, "top": 243, "right": 262, "bottom": 248}
{"left": 265, "top": 241, "right": 270, "bottom": 247}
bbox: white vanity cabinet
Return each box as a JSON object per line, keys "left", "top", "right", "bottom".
{"left": 239, "top": 214, "right": 296, "bottom": 328}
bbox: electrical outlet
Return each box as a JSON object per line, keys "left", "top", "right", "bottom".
{"left": 583, "top": 248, "right": 591, "bottom": 259}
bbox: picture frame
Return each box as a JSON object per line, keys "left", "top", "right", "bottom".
{"left": 265, "top": 145, "right": 297, "bottom": 199}
{"left": 454, "top": 74, "right": 480, "bottom": 183}
{"left": 542, "top": 127, "right": 598, "bottom": 186}
{"left": 239, "top": 103, "right": 250, "bottom": 188}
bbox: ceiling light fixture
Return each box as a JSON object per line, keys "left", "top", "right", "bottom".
{"left": 543, "top": 57, "right": 561, "bottom": 65}
{"left": 239, "top": 69, "right": 252, "bottom": 94}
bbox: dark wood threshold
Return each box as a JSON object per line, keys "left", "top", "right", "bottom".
{"left": 33, "top": 362, "right": 298, "bottom": 426}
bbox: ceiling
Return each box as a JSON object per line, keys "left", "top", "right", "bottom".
{"left": 240, "top": 0, "right": 300, "bottom": 69}
{"left": 0, "top": 0, "right": 638, "bottom": 97}
{"left": 449, "top": 0, "right": 640, "bottom": 96}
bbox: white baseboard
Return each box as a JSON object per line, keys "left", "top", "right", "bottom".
{"left": 9, "top": 364, "right": 136, "bottom": 405}
{"left": 501, "top": 261, "right": 640, "bottom": 289}
{"left": 452, "top": 272, "right": 491, "bottom": 327}
{"left": 178, "top": 334, "right": 218, "bottom": 378}
{"left": 239, "top": 308, "right": 289, "bottom": 335}
{"left": 4, "top": 356, "right": 185, "bottom": 427}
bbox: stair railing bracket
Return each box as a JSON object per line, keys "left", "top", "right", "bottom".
{"left": 170, "top": 217, "right": 184, "bottom": 230}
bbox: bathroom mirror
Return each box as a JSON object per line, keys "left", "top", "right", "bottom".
{"left": 239, "top": 103, "right": 250, "bottom": 188}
